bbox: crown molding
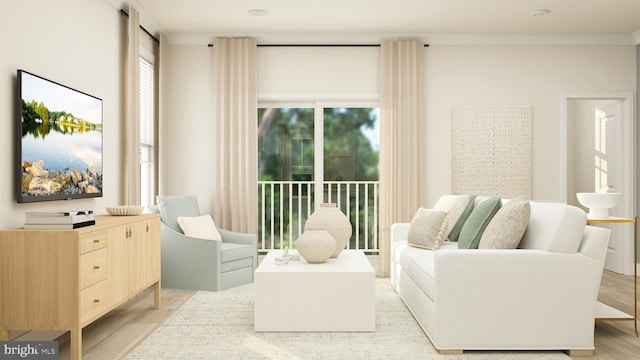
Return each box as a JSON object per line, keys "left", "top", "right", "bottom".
{"left": 167, "top": 32, "right": 636, "bottom": 47}
{"left": 107, "top": 0, "right": 163, "bottom": 37}
{"left": 424, "top": 33, "right": 635, "bottom": 46}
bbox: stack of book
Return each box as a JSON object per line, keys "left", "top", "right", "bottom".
{"left": 24, "top": 210, "right": 95, "bottom": 229}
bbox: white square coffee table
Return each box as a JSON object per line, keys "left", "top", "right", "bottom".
{"left": 254, "top": 249, "right": 375, "bottom": 332}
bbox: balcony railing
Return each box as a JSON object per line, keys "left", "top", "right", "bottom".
{"left": 258, "top": 181, "right": 379, "bottom": 254}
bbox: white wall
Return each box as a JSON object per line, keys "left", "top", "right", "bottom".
{"left": 424, "top": 45, "right": 635, "bottom": 205}
{"left": 0, "top": 0, "right": 124, "bottom": 229}
{"left": 166, "top": 43, "right": 635, "bottom": 212}
{"left": 164, "top": 45, "right": 214, "bottom": 213}
{"left": 258, "top": 46, "right": 379, "bottom": 95}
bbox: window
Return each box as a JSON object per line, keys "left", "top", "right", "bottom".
{"left": 139, "top": 52, "right": 155, "bottom": 206}
{"left": 594, "top": 108, "right": 608, "bottom": 192}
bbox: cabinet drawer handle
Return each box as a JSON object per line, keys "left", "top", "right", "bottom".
{"left": 93, "top": 265, "right": 100, "bottom": 270}
{"left": 93, "top": 299, "right": 100, "bottom": 303}
{"left": 93, "top": 239, "right": 100, "bottom": 244}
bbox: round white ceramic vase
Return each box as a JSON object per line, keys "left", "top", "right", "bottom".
{"left": 295, "top": 229, "right": 335, "bottom": 263}
{"left": 304, "top": 203, "right": 352, "bottom": 257}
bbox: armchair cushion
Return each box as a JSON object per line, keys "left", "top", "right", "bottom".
{"left": 177, "top": 214, "right": 222, "bottom": 241}
{"left": 157, "top": 195, "right": 201, "bottom": 232}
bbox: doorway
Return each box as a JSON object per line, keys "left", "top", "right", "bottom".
{"left": 561, "top": 93, "right": 635, "bottom": 275}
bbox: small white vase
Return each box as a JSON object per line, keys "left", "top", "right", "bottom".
{"left": 304, "top": 203, "right": 352, "bottom": 258}
{"left": 295, "top": 230, "right": 335, "bottom": 263}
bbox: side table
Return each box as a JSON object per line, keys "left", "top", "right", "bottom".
{"left": 588, "top": 216, "right": 637, "bottom": 336}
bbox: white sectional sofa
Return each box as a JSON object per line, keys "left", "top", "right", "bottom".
{"left": 390, "top": 197, "right": 610, "bottom": 356}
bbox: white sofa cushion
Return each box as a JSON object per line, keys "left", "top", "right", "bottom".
{"left": 519, "top": 202, "right": 587, "bottom": 253}
{"left": 395, "top": 241, "right": 458, "bottom": 300}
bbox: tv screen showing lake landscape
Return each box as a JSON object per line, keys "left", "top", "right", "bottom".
{"left": 17, "top": 70, "right": 103, "bottom": 203}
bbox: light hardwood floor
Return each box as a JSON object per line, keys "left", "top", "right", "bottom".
{"left": 588, "top": 269, "right": 640, "bottom": 360}
{"left": 51, "top": 270, "right": 638, "bottom": 359}
{"left": 57, "top": 288, "right": 195, "bottom": 360}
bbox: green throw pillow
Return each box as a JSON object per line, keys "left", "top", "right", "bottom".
{"left": 458, "top": 197, "right": 502, "bottom": 249}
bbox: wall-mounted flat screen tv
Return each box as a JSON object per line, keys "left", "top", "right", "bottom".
{"left": 17, "top": 70, "right": 103, "bottom": 203}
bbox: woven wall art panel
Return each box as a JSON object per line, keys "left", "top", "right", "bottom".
{"left": 452, "top": 106, "right": 532, "bottom": 199}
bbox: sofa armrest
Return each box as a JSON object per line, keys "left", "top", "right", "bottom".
{"left": 391, "top": 223, "right": 411, "bottom": 243}
{"left": 218, "top": 228, "right": 257, "bottom": 246}
{"left": 431, "top": 249, "right": 604, "bottom": 349}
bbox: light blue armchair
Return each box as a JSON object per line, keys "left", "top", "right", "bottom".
{"left": 149, "top": 195, "right": 257, "bottom": 292}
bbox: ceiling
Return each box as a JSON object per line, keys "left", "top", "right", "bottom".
{"left": 128, "top": 0, "right": 640, "bottom": 44}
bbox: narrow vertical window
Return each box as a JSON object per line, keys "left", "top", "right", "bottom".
{"left": 139, "top": 55, "right": 155, "bottom": 205}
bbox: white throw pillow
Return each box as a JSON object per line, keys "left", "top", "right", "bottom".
{"left": 478, "top": 200, "right": 530, "bottom": 249}
{"left": 433, "top": 194, "right": 471, "bottom": 239}
{"left": 177, "top": 214, "right": 222, "bottom": 241}
{"left": 407, "top": 208, "right": 449, "bottom": 250}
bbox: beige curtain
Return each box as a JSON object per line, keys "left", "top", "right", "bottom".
{"left": 379, "top": 40, "right": 427, "bottom": 277}
{"left": 124, "top": 5, "right": 141, "bottom": 205}
{"left": 157, "top": 33, "right": 168, "bottom": 197}
{"left": 211, "top": 38, "right": 258, "bottom": 234}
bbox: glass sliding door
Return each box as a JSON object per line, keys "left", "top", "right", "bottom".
{"left": 258, "top": 104, "right": 379, "bottom": 253}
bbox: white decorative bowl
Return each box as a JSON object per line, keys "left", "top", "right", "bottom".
{"left": 576, "top": 192, "right": 621, "bottom": 219}
{"left": 106, "top": 205, "right": 144, "bottom": 216}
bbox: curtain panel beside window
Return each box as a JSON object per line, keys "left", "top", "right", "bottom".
{"left": 211, "top": 38, "right": 259, "bottom": 234}
{"left": 124, "top": 5, "right": 141, "bottom": 205}
{"left": 379, "top": 40, "right": 427, "bottom": 277}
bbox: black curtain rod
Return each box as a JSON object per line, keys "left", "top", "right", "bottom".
{"left": 207, "top": 43, "right": 429, "bottom": 48}
{"left": 120, "top": 9, "right": 160, "bottom": 45}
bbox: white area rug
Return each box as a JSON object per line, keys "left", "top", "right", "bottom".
{"left": 126, "top": 279, "right": 568, "bottom": 359}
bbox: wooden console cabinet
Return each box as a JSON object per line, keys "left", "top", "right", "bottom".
{"left": 0, "top": 214, "right": 161, "bottom": 360}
